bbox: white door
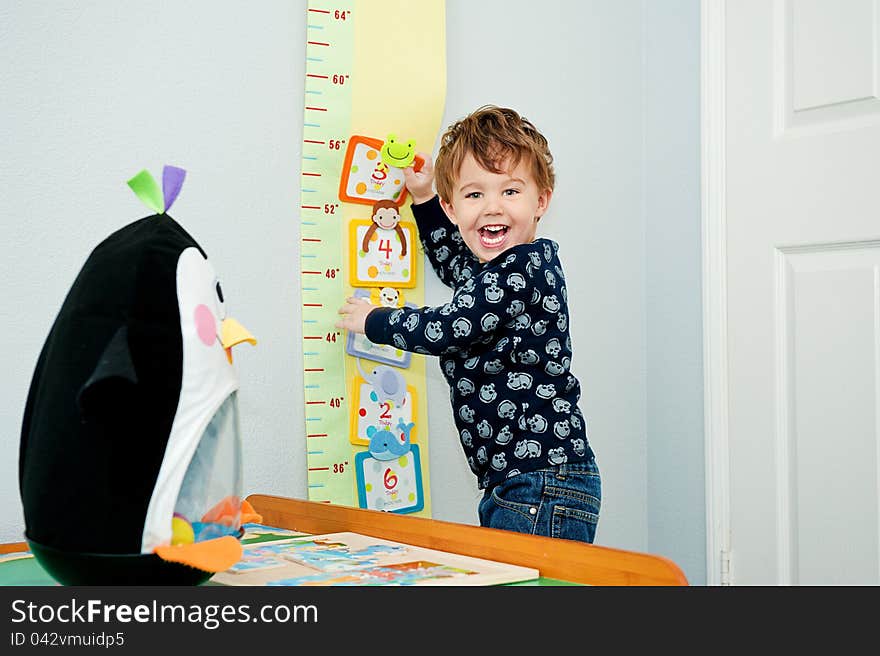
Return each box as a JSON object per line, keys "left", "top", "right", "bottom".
{"left": 705, "top": 0, "right": 880, "bottom": 584}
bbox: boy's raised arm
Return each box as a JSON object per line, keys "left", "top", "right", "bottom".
{"left": 404, "top": 156, "right": 473, "bottom": 288}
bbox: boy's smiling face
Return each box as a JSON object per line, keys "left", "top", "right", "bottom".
{"left": 440, "top": 152, "right": 552, "bottom": 263}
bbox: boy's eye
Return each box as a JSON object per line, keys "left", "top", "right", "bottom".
{"left": 465, "top": 191, "right": 482, "bottom": 199}
{"left": 503, "top": 188, "right": 520, "bottom": 196}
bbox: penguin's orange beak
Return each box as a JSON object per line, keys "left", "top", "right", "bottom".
{"left": 220, "top": 317, "right": 257, "bottom": 363}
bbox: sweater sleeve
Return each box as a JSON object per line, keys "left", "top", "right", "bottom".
{"left": 365, "top": 242, "right": 541, "bottom": 356}
{"left": 411, "top": 195, "right": 475, "bottom": 289}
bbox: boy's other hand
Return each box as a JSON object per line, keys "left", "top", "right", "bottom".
{"left": 404, "top": 153, "right": 436, "bottom": 205}
{"left": 335, "top": 296, "right": 375, "bottom": 335}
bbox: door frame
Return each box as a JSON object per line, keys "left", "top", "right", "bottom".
{"left": 701, "top": 0, "right": 729, "bottom": 586}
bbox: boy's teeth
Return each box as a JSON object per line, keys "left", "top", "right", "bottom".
{"left": 479, "top": 225, "right": 508, "bottom": 247}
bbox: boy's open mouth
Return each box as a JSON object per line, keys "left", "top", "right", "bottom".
{"left": 479, "top": 224, "right": 509, "bottom": 247}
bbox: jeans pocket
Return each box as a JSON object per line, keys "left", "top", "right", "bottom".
{"left": 478, "top": 474, "right": 542, "bottom": 534}
{"left": 546, "top": 464, "right": 601, "bottom": 543}
{"left": 550, "top": 504, "right": 599, "bottom": 543}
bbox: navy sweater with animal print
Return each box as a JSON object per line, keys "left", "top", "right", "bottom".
{"left": 365, "top": 196, "right": 594, "bottom": 490}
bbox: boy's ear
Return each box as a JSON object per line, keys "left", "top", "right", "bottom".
{"left": 439, "top": 197, "right": 458, "bottom": 225}
{"left": 535, "top": 188, "right": 553, "bottom": 220}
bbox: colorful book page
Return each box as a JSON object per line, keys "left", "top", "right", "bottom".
{"left": 349, "top": 219, "right": 416, "bottom": 288}
{"left": 211, "top": 531, "right": 540, "bottom": 587}
{"left": 241, "top": 522, "right": 307, "bottom": 545}
{"left": 268, "top": 561, "right": 476, "bottom": 586}
{"left": 354, "top": 444, "right": 424, "bottom": 514}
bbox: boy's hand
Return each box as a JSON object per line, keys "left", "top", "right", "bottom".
{"left": 335, "top": 296, "right": 375, "bottom": 335}
{"left": 404, "top": 153, "right": 436, "bottom": 205}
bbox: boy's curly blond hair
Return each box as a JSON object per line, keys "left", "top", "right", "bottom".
{"left": 434, "top": 105, "right": 555, "bottom": 203}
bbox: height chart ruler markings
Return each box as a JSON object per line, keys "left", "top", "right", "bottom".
{"left": 300, "top": 1, "right": 355, "bottom": 505}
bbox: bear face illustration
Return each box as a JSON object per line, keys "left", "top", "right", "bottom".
{"left": 543, "top": 242, "right": 553, "bottom": 261}
{"left": 425, "top": 321, "right": 443, "bottom": 342}
{"left": 457, "top": 293, "right": 475, "bottom": 309}
{"left": 554, "top": 420, "right": 571, "bottom": 439}
{"left": 506, "top": 299, "right": 525, "bottom": 317}
{"left": 544, "top": 269, "right": 557, "bottom": 287}
{"left": 483, "top": 272, "right": 499, "bottom": 285}
{"left": 527, "top": 414, "right": 548, "bottom": 433}
{"left": 497, "top": 400, "right": 517, "bottom": 419}
{"left": 514, "top": 439, "right": 541, "bottom": 459}
{"left": 517, "top": 350, "right": 540, "bottom": 365}
{"left": 483, "top": 359, "right": 504, "bottom": 374}
{"left": 452, "top": 317, "right": 472, "bottom": 339}
{"left": 458, "top": 405, "right": 475, "bottom": 423}
{"left": 439, "top": 302, "right": 457, "bottom": 316}
{"left": 456, "top": 378, "right": 475, "bottom": 396}
{"left": 476, "top": 420, "right": 493, "bottom": 439}
{"left": 463, "top": 356, "right": 479, "bottom": 370}
{"left": 507, "top": 372, "right": 533, "bottom": 391}
{"left": 490, "top": 453, "right": 507, "bottom": 471}
{"left": 459, "top": 428, "right": 473, "bottom": 448}
{"left": 547, "top": 447, "right": 568, "bottom": 465}
{"left": 430, "top": 227, "right": 446, "bottom": 243}
{"left": 392, "top": 333, "right": 408, "bottom": 350}
{"left": 435, "top": 245, "right": 451, "bottom": 262}
{"left": 485, "top": 285, "right": 505, "bottom": 303}
{"left": 536, "top": 384, "right": 556, "bottom": 399}
{"left": 389, "top": 309, "right": 404, "bottom": 325}
{"left": 545, "top": 361, "right": 566, "bottom": 376}
{"left": 571, "top": 438, "right": 586, "bottom": 456}
{"left": 403, "top": 314, "right": 420, "bottom": 331}
{"left": 545, "top": 338, "right": 562, "bottom": 358}
{"left": 443, "top": 360, "right": 456, "bottom": 377}
{"left": 480, "top": 313, "right": 499, "bottom": 332}
{"left": 557, "top": 313, "right": 568, "bottom": 332}
{"left": 552, "top": 398, "right": 572, "bottom": 414}
{"left": 506, "top": 272, "right": 527, "bottom": 291}
{"left": 478, "top": 384, "right": 498, "bottom": 404}
{"left": 542, "top": 295, "right": 561, "bottom": 313}
{"left": 495, "top": 424, "right": 514, "bottom": 445}
{"left": 476, "top": 445, "right": 488, "bottom": 465}
{"left": 509, "top": 315, "right": 531, "bottom": 331}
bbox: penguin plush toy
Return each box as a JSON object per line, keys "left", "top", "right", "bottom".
{"left": 19, "top": 166, "right": 258, "bottom": 585}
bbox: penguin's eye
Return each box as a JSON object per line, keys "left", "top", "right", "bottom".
{"left": 214, "top": 280, "right": 227, "bottom": 320}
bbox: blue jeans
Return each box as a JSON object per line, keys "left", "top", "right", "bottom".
{"left": 478, "top": 459, "right": 601, "bottom": 544}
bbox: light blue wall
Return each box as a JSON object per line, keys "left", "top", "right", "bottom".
{"left": 645, "top": 0, "right": 705, "bottom": 584}
{"left": 0, "top": 0, "right": 704, "bottom": 584}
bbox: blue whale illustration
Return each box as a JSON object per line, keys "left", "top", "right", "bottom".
{"left": 366, "top": 418, "right": 415, "bottom": 461}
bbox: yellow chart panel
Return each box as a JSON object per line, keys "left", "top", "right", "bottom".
{"left": 299, "top": 0, "right": 446, "bottom": 515}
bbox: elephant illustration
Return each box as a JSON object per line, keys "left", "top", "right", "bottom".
{"left": 357, "top": 358, "right": 407, "bottom": 406}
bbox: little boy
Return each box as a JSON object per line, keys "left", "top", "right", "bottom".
{"left": 337, "top": 105, "right": 600, "bottom": 543}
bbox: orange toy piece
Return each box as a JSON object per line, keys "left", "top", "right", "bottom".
{"left": 201, "top": 496, "right": 263, "bottom": 525}
{"left": 154, "top": 535, "right": 242, "bottom": 572}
